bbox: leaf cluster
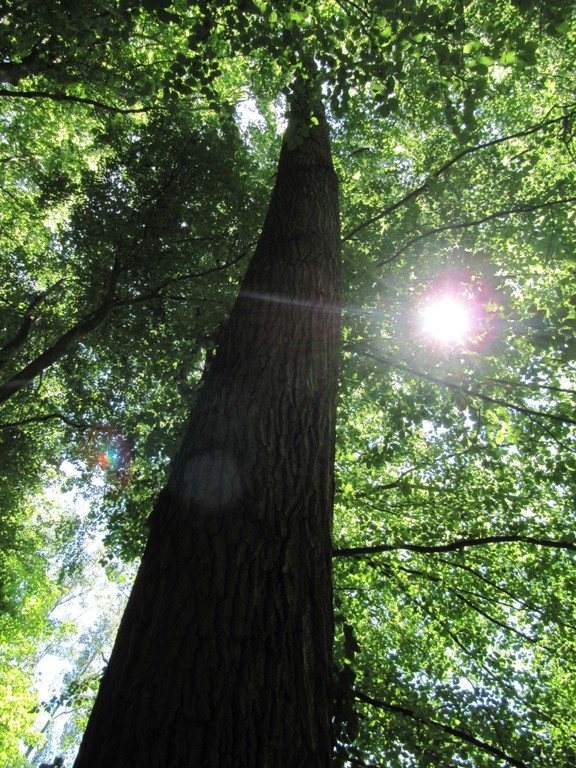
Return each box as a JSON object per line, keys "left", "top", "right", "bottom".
{"left": 0, "top": 1, "right": 575, "bottom": 766}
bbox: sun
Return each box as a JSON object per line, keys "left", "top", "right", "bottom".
{"left": 421, "top": 294, "right": 473, "bottom": 345}
{"left": 419, "top": 271, "right": 498, "bottom": 349}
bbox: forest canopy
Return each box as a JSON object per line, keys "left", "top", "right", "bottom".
{"left": 0, "top": 0, "right": 575, "bottom": 766}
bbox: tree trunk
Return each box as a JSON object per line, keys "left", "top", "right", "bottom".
{"left": 73, "top": 103, "right": 341, "bottom": 768}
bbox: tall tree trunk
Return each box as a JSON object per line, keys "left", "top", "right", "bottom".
{"left": 73, "top": 102, "right": 341, "bottom": 768}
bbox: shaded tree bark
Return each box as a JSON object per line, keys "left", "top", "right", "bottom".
{"left": 73, "top": 102, "right": 341, "bottom": 767}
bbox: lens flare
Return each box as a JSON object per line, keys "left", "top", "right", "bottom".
{"left": 97, "top": 447, "right": 123, "bottom": 471}
{"left": 422, "top": 295, "right": 473, "bottom": 345}
{"left": 419, "top": 271, "right": 498, "bottom": 350}
{"left": 83, "top": 426, "right": 133, "bottom": 488}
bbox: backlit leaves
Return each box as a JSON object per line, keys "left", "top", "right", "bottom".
{"left": 1, "top": 0, "right": 576, "bottom": 765}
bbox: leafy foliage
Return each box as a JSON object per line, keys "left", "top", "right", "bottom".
{"left": 0, "top": 0, "right": 575, "bottom": 765}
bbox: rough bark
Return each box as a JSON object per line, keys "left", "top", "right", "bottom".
{"left": 73, "top": 104, "right": 341, "bottom": 768}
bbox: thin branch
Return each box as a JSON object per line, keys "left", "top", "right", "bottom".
{"left": 526, "top": 412, "right": 576, "bottom": 454}
{"left": 341, "top": 104, "right": 576, "bottom": 242}
{"left": 103, "top": 250, "right": 250, "bottom": 312}
{"left": 334, "top": 533, "right": 576, "bottom": 557}
{"left": 0, "top": 412, "right": 93, "bottom": 431}
{"left": 354, "top": 690, "right": 530, "bottom": 768}
{"left": 361, "top": 348, "right": 576, "bottom": 426}
{"left": 434, "top": 554, "right": 576, "bottom": 631}
{"left": 399, "top": 582, "right": 527, "bottom": 694}
{"left": 359, "top": 556, "right": 549, "bottom": 648}
{"left": 0, "top": 270, "right": 123, "bottom": 406}
{"left": 392, "top": 562, "right": 546, "bottom": 646}
{"left": 0, "top": 154, "right": 32, "bottom": 163}
{"left": 0, "top": 282, "right": 65, "bottom": 367}
{"left": 0, "top": 314, "right": 34, "bottom": 364}
{"left": 485, "top": 375, "right": 576, "bottom": 397}
{"left": 0, "top": 87, "right": 153, "bottom": 114}
{"left": 334, "top": 0, "right": 372, "bottom": 22}
{"left": 349, "top": 436, "right": 483, "bottom": 500}
{"left": 342, "top": 184, "right": 424, "bottom": 243}
{"left": 381, "top": 196, "right": 576, "bottom": 267}
{"left": 142, "top": 247, "right": 252, "bottom": 291}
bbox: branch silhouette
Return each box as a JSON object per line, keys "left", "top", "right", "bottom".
{"left": 334, "top": 533, "right": 576, "bottom": 558}
{"left": 342, "top": 103, "right": 576, "bottom": 244}
{"left": 354, "top": 689, "right": 530, "bottom": 768}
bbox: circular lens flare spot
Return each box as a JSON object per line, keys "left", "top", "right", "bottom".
{"left": 422, "top": 295, "right": 473, "bottom": 345}
{"left": 97, "top": 447, "right": 122, "bottom": 471}
{"left": 83, "top": 426, "right": 133, "bottom": 488}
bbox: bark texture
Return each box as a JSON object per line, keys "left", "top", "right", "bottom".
{"left": 73, "top": 106, "right": 341, "bottom": 768}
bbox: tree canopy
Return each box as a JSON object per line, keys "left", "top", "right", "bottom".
{"left": 1, "top": 0, "right": 575, "bottom": 765}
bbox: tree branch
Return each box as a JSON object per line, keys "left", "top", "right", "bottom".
{"left": 0, "top": 412, "right": 93, "bottom": 431}
{"left": 354, "top": 690, "right": 530, "bottom": 768}
{"left": 435, "top": 553, "right": 576, "bottom": 630}
{"left": 341, "top": 104, "right": 576, "bottom": 243}
{"left": 0, "top": 313, "right": 34, "bottom": 365}
{"left": 0, "top": 302, "right": 116, "bottom": 406}
{"left": 334, "top": 533, "right": 576, "bottom": 557}
{"left": 361, "top": 348, "right": 576, "bottom": 426}
{"left": 0, "top": 251, "right": 249, "bottom": 406}
{"left": 0, "top": 154, "right": 32, "bottom": 163}
{"left": 485, "top": 375, "right": 576, "bottom": 397}
{"left": 0, "top": 283, "right": 65, "bottom": 368}
{"left": 379, "top": 196, "right": 576, "bottom": 267}
{"left": 0, "top": 263, "right": 123, "bottom": 406}
{"left": 391, "top": 562, "right": 546, "bottom": 647}
{"left": 0, "top": 87, "right": 153, "bottom": 114}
